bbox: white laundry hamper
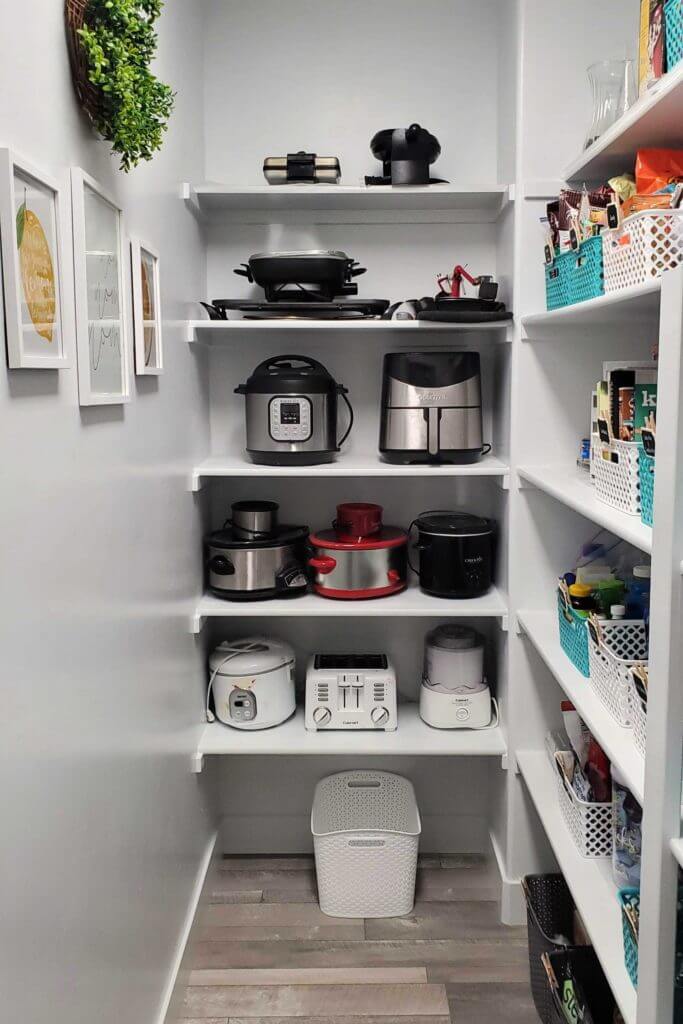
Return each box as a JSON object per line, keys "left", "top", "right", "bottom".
{"left": 311, "top": 770, "right": 421, "bottom": 919}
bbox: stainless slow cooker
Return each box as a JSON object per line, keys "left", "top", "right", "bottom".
{"left": 206, "top": 501, "right": 308, "bottom": 601}
{"left": 235, "top": 355, "right": 353, "bottom": 466}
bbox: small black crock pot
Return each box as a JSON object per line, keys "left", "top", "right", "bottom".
{"left": 409, "top": 511, "right": 495, "bottom": 599}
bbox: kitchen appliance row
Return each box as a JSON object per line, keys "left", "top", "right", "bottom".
{"left": 206, "top": 624, "right": 496, "bottom": 732}
{"left": 206, "top": 500, "right": 496, "bottom": 602}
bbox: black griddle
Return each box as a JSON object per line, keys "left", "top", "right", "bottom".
{"left": 201, "top": 299, "right": 390, "bottom": 321}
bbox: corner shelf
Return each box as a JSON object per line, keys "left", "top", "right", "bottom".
{"left": 517, "top": 609, "right": 645, "bottom": 803}
{"left": 521, "top": 281, "right": 661, "bottom": 335}
{"left": 181, "top": 182, "right": 512, "bottom": 222}
{"left": 518, "top": 465, "right": 652, "bottom": 554}
{"left": 192, "top": 706, "right": 506, "bottom": 768}
{"left": 189, "top": 584, "right": 509, "bottom": 634}
{"left": 518, "top": 750, "right": 637, "bottom": 1024}
{"left": 190, "top": 454, "right": 510, "bottom": 490}
{"left": 185, "top": 318, "right": 512, "bottom": 343}
{"left": 564, "top": 64, "right": 683, "bottom": 183}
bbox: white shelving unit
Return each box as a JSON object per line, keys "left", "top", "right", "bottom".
{"left": 521, "top": 280, "right": 662, "bottom": 334}
{"left": 517, "top": 750, "right": 637, "bottom": 1024}
{"left": 185, "top": 318, "right": 512, "bottom": 343}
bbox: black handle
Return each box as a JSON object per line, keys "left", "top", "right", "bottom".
{"left": 199, "top": 301, "right": 225, "bottom": 321}
{"left": 259, "top": 354, "right": 329, "bottom": 375}
{"left": 337, "top": 391, "right": 354, "bottom": 449}
{"left": 233, "top": 263, "right": 253, "bottom": 281}
{"left": 208, "top": 555, "right": 235, "bottom": 576}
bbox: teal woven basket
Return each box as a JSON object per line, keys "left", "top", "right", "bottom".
{"left": 619, "top": 888, "right": 640, "bottom": 987}
{"left": 666, "top": 0, "right": 683, "bottom": 70}
{"left": 557, "top": 590, "right": 590, "bottom": 677}
{"left": 639, "top": 447, "right": 655, "bottom": 527}
{"left": 545, "top": 255, "right": 569, "bottom": 311}
{"left": 544, "top": 238, "right": 604, "bottom": 311}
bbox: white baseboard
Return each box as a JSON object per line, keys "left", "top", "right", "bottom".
{"left": 157, "top": 829, "right": 218, "bottom": 1024}
{"left": 489, "top": 829, "right": 526, "bottom": 926}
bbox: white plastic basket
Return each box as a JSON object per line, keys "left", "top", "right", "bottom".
{"left": 311, "top": 770, "right": 421, "bottom": 919}
{"left": 630, "top": 671, "right": 648, "bottom": 758}
{"left": 603, "top": 209, "right": 683, "bottom": 293}
{"left": 592, "top": 434, "right": 641, "bottom": 516}
{"left": 554, "top": 753, "right": 612, "bottom": 858}
{"left": 587, "top": 618, "right": 649, "bottom": 728}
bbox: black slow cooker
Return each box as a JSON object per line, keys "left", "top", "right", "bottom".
{"left": 409, "top": 511, "right": 495, "bottom": 599}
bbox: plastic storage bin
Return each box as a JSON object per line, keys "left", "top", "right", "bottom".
{"left": 630, "top": 667, "right": 648, "bottom": 757}
{"left": 544, "top": 947, "right": 616, "bottom": 1023}
{"left": 666, "top": 0, "right": 683, "bottom": 71}
{"left": 311, "top": 770, "right": 421, "bottom": 919}
{"left": 603, "top": 209, "right": 683, "bottom": 293}
{"left": 586, "top": 618, "right": 649, "bottom": 727}
{"left": 592, "top": 434, "right": 641, "bottom": 515}
{"left": 554, "top": 752, "right": 613, "bottom": 858}
{"left": 557, "top": 589, "right": 590, "bottom": 677}
{"left": 544, "top": 237, "right": 604, "bottom": 311}
{"left": 619, "top": 888, "right": 640, "bottom": 987}
{"left": 522, "top": 874, "right": 574, "bottom": 1024}
{"left": 639, "top": 447, "right": 655, "bottom": 527}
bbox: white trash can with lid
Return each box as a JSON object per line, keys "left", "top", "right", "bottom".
{"left": 311, "top": 770, "right": 421, "bottom": 918}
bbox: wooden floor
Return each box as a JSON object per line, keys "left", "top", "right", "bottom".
{"left": 178, "top": 854, "right": 537, "bottom": 1024}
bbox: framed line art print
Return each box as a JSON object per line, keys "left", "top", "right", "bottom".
{"left": 0, "top": 149, "right": 70, "bottom": 369}
{"left": 71, "top": 167, "right": 129, "bottom": 405}
{"left": 130, "top": 238, "right": 163, "bottom": 375}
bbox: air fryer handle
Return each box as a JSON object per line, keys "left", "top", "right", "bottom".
{"left": 426, "top": 407, "right": 440, "bottom": 457}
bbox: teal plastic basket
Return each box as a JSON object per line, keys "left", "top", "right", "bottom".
{"left": 638, "top": 447, "right": 655, "bottom": 527}
{"left": 557, "top": 590, "right": 590, "bottom": 677}
{"left": 619, "top": 888, "right": 640, "bottom": 987}
{"left": 545, "top": 255, "right": 569, "bottom": 311}
{"left": 544, "top": 238, "right": 604, "bottom": 311}
{"left": 666, "top": 0, "right": 683, "bottom": 70}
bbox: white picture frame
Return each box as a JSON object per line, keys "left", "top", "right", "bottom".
{"left": 71, "top": 167, "right": 129, "bottom": 405}
{"left": 0, "top": 149, "right": 70, "bottom": 369}
{"left": 130, "top": 237, "right": 163, "bottom": 375}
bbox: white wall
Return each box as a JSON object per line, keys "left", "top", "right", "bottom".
{"left": 0, "top": 4, "right": 214, "bottom": 1024}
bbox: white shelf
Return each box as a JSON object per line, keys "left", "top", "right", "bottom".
{"left": 190, "top": 584, "right": 508, "bottom": 633}
{"left": 185, "top": 318, "right": 512, "bottom": 343}
{"left": 181, "top": 182, "right": 511, "bottom": 222}
{"left": 194, "top": 706, "right": 506, "bottom": 761}
{"left": 564, "top": 64, "right": 683, "bottom": 183}
{"left": 521, "top": 281, "right": 661, "bottom": 334}
{"left": 518, "top": 465, "right": 652, "bottom": 554}
{"left": 517, "top": 609, "right": 645, "bottom": 804}
{"left": 190, "top": 454, "right": 510, "bottom": 489}
{"left": 517, "top": 750, "right": 637, "bottom": 1024}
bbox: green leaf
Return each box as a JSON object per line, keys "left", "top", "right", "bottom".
{"left": 16, "top": 201, "right": 26, "bottom": 248}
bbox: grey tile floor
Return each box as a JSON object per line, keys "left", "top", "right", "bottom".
{"left": 180, "top": 854, "right": 537, "bottom": 1024}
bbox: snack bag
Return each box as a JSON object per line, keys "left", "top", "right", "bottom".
{"left": 636, "top": 149, "right": 683, "bottom": 195}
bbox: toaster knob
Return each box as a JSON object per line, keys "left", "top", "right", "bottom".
{"left": 313, "top": 707, "right": 332, "bottom": 726}
{"left": 371, "top": 706, "right": 390, "bottom": 727}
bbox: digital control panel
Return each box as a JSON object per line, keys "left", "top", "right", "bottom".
{"left": 269, "top": 396, "right": 312, "bottom": 442}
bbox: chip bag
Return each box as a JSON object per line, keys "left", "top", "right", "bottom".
{"left": 635, "top": 149, "right": 683, "bottom": 194}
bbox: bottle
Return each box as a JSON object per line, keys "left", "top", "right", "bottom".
{"left": 610, "top": 604, "right": 626, "bottom": 620}
{"left": 569, "top": 583, "right": 596, "bottom": 618}
{"left": 594, "top": 578, "right": 626, "bottom": 617}
{"left": 627, "top": 564, "right": 651, "bottom": 620}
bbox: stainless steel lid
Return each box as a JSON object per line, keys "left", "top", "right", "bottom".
{"left": 250, "top": 250, "right": 350, "bottom": 260}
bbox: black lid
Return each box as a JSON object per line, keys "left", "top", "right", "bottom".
{"left": 414, "top": 511, "right": 493, "bottom": 537}
{"left": 207, "top": 524, "right": 309, "bottom": 549}
{"left": 383, "top": 351, "right": 480, "bottom": 388}
{"left": 426, "top": 624, "right": 485, "bottom": 651}
{"left": 235, "top": 354, "right": 342, "bottom": 395}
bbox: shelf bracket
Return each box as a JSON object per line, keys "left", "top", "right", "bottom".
{"left": 184, "top": 322, "right": 198, "bottom": 344}
{"left": 188, "top": 469, "right": 203, "bottom": 493}
{"left": 191, "top": 751, "right": 204, "bottom": 774}
{"left": 190, "top": 609, "right": 205, "bottom": 635}
{"left": 181, "top": 182, "right": 204, "bottom": 222}
{"left": 498, "top": 472, "right": 511, "bottom": 491}
{"left": 501, "top": 613, "right": 510, "bottom": 633}
{"left": 501, "top": 750, "right": 518, "bottom": 774}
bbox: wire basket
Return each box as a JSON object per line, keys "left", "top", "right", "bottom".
{"left": 557, "top": 589, "right": 590, "bottom": 677}
{"left": 522, "top": 874, "right": 574, "bottom": 1024}
{"left": 592, "top": 434, "right": 641, "bottom": 515}
{"left": 544, "top": 238, "right": 604, "bottom": 311}
{"left": 311, "top": 771, "right": 421, "bottom": 919}
{"left": 639, "top": 447, "right": 655, "bottom": 527}
{"left": 544, "top": 947, "right": 616, "bottom": 1024}
{"left": 587, "top": 618, "right": 649, "bottom": 727}
{"left": 603, "top": 210, "right": 683, "bottom": 293}
{"left": 554, "top": 752, "right": 613, "bottom": 858}
{"left": 619, "top": 888, "right": 640, "bottom": 987}
{"left": 666, "top": 0, "right": 683, "bottom": 70}
{"left": 630, "top": 669, "right": 648, "bottom": 757}
{"left": 65, "top": 0, "right": 102, "bottom": 124}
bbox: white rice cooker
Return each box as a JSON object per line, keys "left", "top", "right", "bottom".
{"left": 419, "top": 625, "right": 492, "bottom": 729}
{"left": 207, "top": 637, "right": 296, "bottom": 730}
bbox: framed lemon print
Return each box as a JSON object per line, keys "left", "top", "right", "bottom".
{"left": 131, "top": 238, "right": 163, "bottom": 375}
{"left": 0, "top": 150, "right": 70, "bottom": 369}
{"left": 71, "top": 168, "right": 129, "bottom": 406}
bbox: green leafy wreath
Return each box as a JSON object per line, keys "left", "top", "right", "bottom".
{"left": 78, "top": 0, "right": 175, "bottom": 171}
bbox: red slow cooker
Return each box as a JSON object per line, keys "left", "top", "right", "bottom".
{"left": 308, "top": 503, "right": 408, "bottom": 600}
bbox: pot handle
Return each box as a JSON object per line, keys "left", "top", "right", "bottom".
{"left": 407, "top": 520, "right": 422, "bottom": 575}
{"left": 336, "top": 390, "right": 354, "bottom": 449}
{"left": 208, "top": 555, "right": 235, "bottom": 576}
{"left": 309, "top": 555, "right": 337, "bottom": 575}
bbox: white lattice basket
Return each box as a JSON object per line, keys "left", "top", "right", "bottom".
{"left": 630, "top": 670, "right": 648, "bottom": 758}
{"left": 554, "top": 753, "right": 612, "bottom": 858}
{"left": 587, "top": 618, "right": 649, "bottom": 727}
{"left": 312, "top": 770, "right": 421, "bottom": 919}
{"left": 592, "top": 434, "right": 641, "bottom": 515}
{"left": 603, "top": 209, "right": 683, "bottom": 293}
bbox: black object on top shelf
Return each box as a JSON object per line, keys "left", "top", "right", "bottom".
{"left": 365, "top": 124, "right": 447, "bottom": 186}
